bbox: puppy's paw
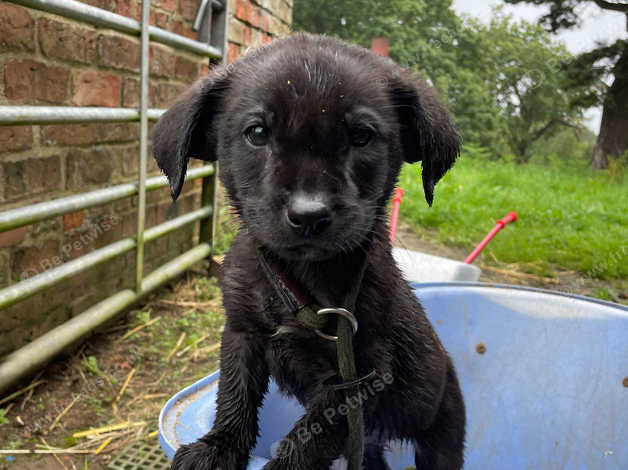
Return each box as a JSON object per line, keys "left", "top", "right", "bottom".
{"left": 171, "top": 436, "right": 244, "bottom": 470}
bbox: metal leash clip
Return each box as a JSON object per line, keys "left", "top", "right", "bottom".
{"left": 315, "top": 307, "right": 358, "bottom": 341}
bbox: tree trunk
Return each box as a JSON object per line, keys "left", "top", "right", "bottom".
{"left": 592, "top": 46, "right": 628, "bottom": 169}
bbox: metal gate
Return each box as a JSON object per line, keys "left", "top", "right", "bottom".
{"left": 0, "top": 0, "right": 228, "bottom": 393}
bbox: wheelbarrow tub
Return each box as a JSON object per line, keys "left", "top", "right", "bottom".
{"left": 159, "top": 283, "right": 628, "bottom": 469}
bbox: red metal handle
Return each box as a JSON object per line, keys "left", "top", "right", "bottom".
{"left": 497, "top": 211, "right": 517, "bottom": 228}
{"left": 464, "top": 212, "right": 518, "bottom": 264}
{"left": 389, "top": 188, "right": 404, "bottom": 243}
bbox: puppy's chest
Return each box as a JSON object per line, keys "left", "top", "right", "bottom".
{"left": 263, "top": 294, "right": 340, "bottom": 396}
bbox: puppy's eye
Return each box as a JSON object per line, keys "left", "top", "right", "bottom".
{"left": 245, "top": 125, "right": 270, "bottom": 147}
{"left": 350, "top": 128, "right": 374, "bottom": 147}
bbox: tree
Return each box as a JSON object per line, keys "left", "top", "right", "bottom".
{"left": 293, "top": 1, "right": 589, "bottom": 163}
{"left": 504, "top": 0, "right": 628, "bottom": 168}
{"left": 293, "top": 0, "right": 461, "bottom": 72}
{"left": 453, "top": 12, "right": 585, "bottom": 162}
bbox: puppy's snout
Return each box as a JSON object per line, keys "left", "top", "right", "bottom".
{"left": 286, "top": 194, "right": 332, "bottom": 237}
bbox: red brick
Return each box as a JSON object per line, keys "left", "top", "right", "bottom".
{"left": 12, "top": 240, "right": 62, "bottom": 281}
{"left": 63, "top": 215, "right": 119, "bottom": 260}
{"left": 98, "top": 34, "right": 140, "bottom": 72}
{"left": 81, "top": 0, "right": 116, "bottom": 12}
{"left": 259, "top": 11, "right": 271, "bottom": 32}
{"left": 120, "top": 211, "right": 137, "bottom": 238}
{"left": 242, "top": 25, "right": 252, "bottom": 46}
{"left": 155, "top": 11, "right": 168, "bottom": 28}
{"left": 4, "top": 60, "right": 70, "bottom": 104}
{"left": 275, "top": 1, "right": 292, "bottom": 24}
{"left": 80, "top": 0, "right": 140, "bottom": 18}
{"left": 172, "top": 21, "right": 197, "bottom": 40}
{"left": 66, "top": 147, "right": 115, "bottom": 190}
{"left": 42, "top": 125, "right": 98, "bottom": 146}
{"left": 200, "top": 63, "right": 210, "bottom": 76}
{"left": 175, "top": 56, "right": 201, "bottom": 82}
{"left": 0, "top": 227, "right": 29, "bottom": 249}
{"left": 150, "top": 45, "right": 175, "bottom": 79}
{"left": 118, "top": 144, "right": 159, "bottom": 176}
{"left": 3, "top": 156, "right": 62, "bottom": 201}
{"left": 38, "top": 18, "right": 98, "bottom": 64}
{"left": 248, "top": 4, "right": 263, "bottom": 28}
{"left": 0, "top": 251, "right": 9, "bottom": 287}
{"left": 262, "top": 33, "right": 273, "bottom": 44}
{"left": 114, "top": 0, "right": 136, "bottom": 17}
{"left": 73, "top": 71, "right": 122, "bottom": 107}
{"left": 0, "top": 127, "right": 33, "bottom": 154}
{"left": 153, "top": 0, "right": 176, "bottom": 12}
{"left": 122, "top": 78, "right": 157, "bottom": 107}
{"left": 178, "top": 0, "right": 199, "bottom": 21}
{"left": 227, "top": 42, "right": 241, "bottom": 64}
{"left": 155, "top": 83, "right": 186, "bottom": 107}
{"left": 0, "top": 3, "right": 35, "bottom": 52}
{"left": 63, "top": 211, "right": 85, "bottom": 231}
{"left": 235, "top": 0, "right": 251, "bottom": 23}
{"left": 41, "top": 123, "right": 138, "bottom": 146}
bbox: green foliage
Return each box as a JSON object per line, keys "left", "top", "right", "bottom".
{"left": 439, "top": 9, "right": 587, "bottom": 161}
{"left": 504, "top": 0, "right": 628, "bottom": 167}
{"left": 213, "top": 203, "right": 239, "bottom": 256}
{"left": 293, "top": 0, "right": 460, "bottom": 61}
{"left": 528, "top": 126, "right": 596, "bottom": 165}
{"left": 0, "top": 409, "right": 9, "bottom": 425}
{"left": 607, "top": 150, "right": 628, "bottom": 184}
{"left": 399, "top": 150, "right": 628, "bottom": 279}
{"left": 293, "top": 1, "right": 591, "bottom": 162}
{"left": 84, "top": 355, "right": 102, "bottom": 376}
{"left": 594, "top": 287, "right": 613, "bottom": 301}
{"left": 83, "top": 355, "right": 117, "bottom": 385}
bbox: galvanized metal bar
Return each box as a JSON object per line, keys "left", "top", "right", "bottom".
{"left": 193, "top": 0, "right": 223, "bottom": 32}
{"left": 0, "top": 243, "right": 211, "bottom": 393}
{"left": 193, "top": 0, "right": 210, "bottom": 31}
{"left": 135, "top": 0, "right": 151, "bottom": 292}
{"left": 145, "top": 207, "right": 212, "bottom": 242}
{"left": 149, "top": 26, "right": 222, "bottom": 57}
{"left": 7, "top": 0, "right": 222, "bottom": 58}
{"left": 0, "top": 165, "right": 214, "bottom": 233}
{"left": 0, "top": 208, "right": 210, "bottom": 311}
{"left": 140, "top": 242, "right": 211, "bottom": 294}
{"left": 199, "top": 169, "right": 218, "bottom": 252}
{"left": 145, "top": 165, "right": 213, "bottom": 190}
{"left": 196, "top": 0, "right": 227, "bottom": 256}
{"left": 0, "top": 239, "right": 135, "bottom": 311}
{"left": 0, "top": 106, "right": 165, "bottom": 125}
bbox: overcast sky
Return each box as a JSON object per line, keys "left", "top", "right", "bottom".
{"left": 452, "top": 0, "right": 627, "bottom": 132}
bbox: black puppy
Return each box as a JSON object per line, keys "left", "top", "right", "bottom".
{"left": 153, "top": 33, "right": 465, "bottom": 470}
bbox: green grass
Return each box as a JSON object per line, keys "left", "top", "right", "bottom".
{"left": 398, "top": 150, "right": 628, "bottom": 280}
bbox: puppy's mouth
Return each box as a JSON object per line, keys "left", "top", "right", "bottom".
{"left": 277, "top": 241, "right": 337, "bottom": 261}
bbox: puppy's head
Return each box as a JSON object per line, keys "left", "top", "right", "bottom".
{"left": 153, "top": 34, "right": 459, "bottom": 261}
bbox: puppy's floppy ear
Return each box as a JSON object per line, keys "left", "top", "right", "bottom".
{"left": 390, "top": 69, "right": 460, "bottom": 206}
{"left": 152, "top": 71, "right": 230, "bottom": 200}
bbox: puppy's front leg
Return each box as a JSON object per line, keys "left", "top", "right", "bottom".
{"left": 263, "top": 387, "right": 349, "bottom": 470}
{"left": 171, "top": 321, "right": 269, "bottom": 470}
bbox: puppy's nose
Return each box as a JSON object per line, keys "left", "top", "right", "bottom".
{"left": 286, "top": 194, "right": 332, "bottom": 237}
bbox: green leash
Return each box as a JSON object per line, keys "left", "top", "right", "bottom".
{"left": 258, "top": 249, "right": 369, "bottom": 470}
{"left": 335, "top": 255, "right": 368, "bottom": 470}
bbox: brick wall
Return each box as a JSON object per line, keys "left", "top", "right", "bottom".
{"left": 0, "top": 0, "right": 293, "bottom": 357}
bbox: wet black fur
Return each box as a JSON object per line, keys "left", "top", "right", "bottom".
{"left": 153, "top": 33, "right": 465, "bottom": 470}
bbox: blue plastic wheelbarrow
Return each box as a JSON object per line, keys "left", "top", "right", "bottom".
{"left": 159, "top": 283, "right": 628, "bottom": 469}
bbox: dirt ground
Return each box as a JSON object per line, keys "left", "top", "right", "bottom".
{"left": 0, "top": 267, "right": 225, "bottom": 470}
{"left": 395, "top": 222, "right": 627, "bottom": 304}
{"left": 1, "top": 223, "right": 625, "bottom": 470}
